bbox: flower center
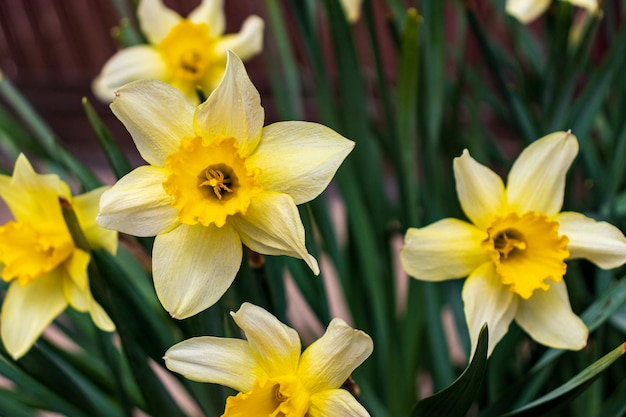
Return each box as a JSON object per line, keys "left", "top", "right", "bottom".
{"left": 163, "top": 136, "right": 262, "bottom": 228}
{"left": 0, "top": 221, "right": 74, "bottom": 285}
{"left": 222, "top": 376, "right": 310, "bottom": 417}
{"left": 482, "top": 212, "right": 569, "bottom": 299}
{"left": 199, "top": 165, "right": 235, "bottom": 200}
{"left": 160, "top": 19, "right": 214, "bottom": 86}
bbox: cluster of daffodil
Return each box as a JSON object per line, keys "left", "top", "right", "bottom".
{"left": 1, "top": 0, "right": 625, "bottom": 416}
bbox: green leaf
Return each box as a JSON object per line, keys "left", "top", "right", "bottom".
{"left": 82, "top": 97, "right": 132, "bottom": 179}
{"left": 411, "top": 324, "right": 489, "bottom": 417}
{"left": 499, "top": 342, "right": 626, "bottom": 417}
{"left": 0, "top": 389, "right": 42, "bottom": 417}
{"left": 395, "top": 8, "right": 421, "bottom": 227}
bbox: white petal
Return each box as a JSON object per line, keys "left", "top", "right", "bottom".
{"left": 515, "top": 281, "right": 587, "bottom": 350}
{"left": 153, "top": 223, "right": 242, "bottom": 319}
{"left": 110, "top": 80, "right": 195, "bottom": 166}
{"left": 212, "top": 16, "right": 264, "bottom": 62}
{"left": 505, "top": 0, "right": 552, "bottom": 23}
{"left": 138, "top": 0, "right": 181, "bottom": 44}
{"left": 309, "top": 389, "right": 370, "bottom": 417}
{"left": 248, "top": 121, "right": 354, "bottom": 204}
{"left": 556, "top": 212, "right": 626, "bottom": 269}
{"left": 92, "top": 46, "right": 167, "bottom": 103}
{"left": 73, "top": 187, "right": 118, "bottom": 255}
{"left": 231, "top": 303, "right": 301, "bottom": 378}
{"left": 453, "top": 149, "right": 506, "bottom": 230}
{"left": 97, "top": 166, "right": 179, "bottom": 237}
{"left": 462, "top": 262, "right": 518, "bottom": 356}
{"left": 230, "top": 192, "right": 319, "bottom": 274}
{"left": 165, "top": 336, "right": 257, "bottom": 392}
{"left": 188, "top": 0, "right": 225, "bottom": 37}
{"left": 1, "top": 271, "right": 68, "bottom": 359}
{"left": 506, "top": 131, "right": 578, "bottom": 216}
{"left": 400, "top": 219, "right": 489, "bottom": 281}
{"left": 194, "top": 50, "right": 264, "bottom": 157}
{"left": 298, "top": 318, "right": 373, "bottom": 393}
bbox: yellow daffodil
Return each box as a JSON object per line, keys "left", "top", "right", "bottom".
{"left": 506, "top": 0, "right": 598, "bottom": 24}
{"left": 164, "top": 302, "right": 373, "bottom": 416}
{"left": 401, "top": 132, "right": 626, "bottom": 355}
{"left": 97, "top": 51, "right": 354, "bottom": 319}
{"left": 93, "top": 0, "right": 264, "bottom": 103}
{"left": 0, "top": 155, "right": 117, "bottom": 359}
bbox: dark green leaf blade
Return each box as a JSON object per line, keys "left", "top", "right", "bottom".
{"left": 500, "top": 342, "right": 626, "bottom": 417}
{"left": 411, "top": 324, "right": 489, "bottom": 417}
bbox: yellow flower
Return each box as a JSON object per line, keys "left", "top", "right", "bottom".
{"left": 97, "top": 51, "right": 354, "bottom": 319}
{"left": 401, "top": 132, "right": 626, "bottom": 355}
{"left": 164, "top": 302, "right": 373, "bottom": 417}
{"left": 93, "top": 0, "right": 264, "bottom": 103}
{"left": 0, "top": 155, "right": 117, "bottom": 359}
{"left": 506, "top": 0, "right": 599, "bottom": 24}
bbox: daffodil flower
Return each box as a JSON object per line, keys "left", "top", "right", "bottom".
{"left": 164, "top": 302, "right": 373, "bottom": 416}
{"left": 93, "top": 0, "right": 264, "bottom": 103}
{"left": 401, "top": 132, "right": 626, "bottom": 355}
{"left": 97, "top": 51, "right": 354, "bottom": 319}
{"left": 506, "top": 0, "right": 598, "bottom": 24}
{"left": 0, "top": 155, "right": 117, "bottom": 359}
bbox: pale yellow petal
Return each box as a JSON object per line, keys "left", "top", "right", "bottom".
{"left": 230, "top": 192, "right": 319, "bottom": 274}
{"left": 506, "top": 0, "right": 552, "bottom": 23}
{"left": 73, "top": 187, "right": 118, "bottom": 255}
{"left": 309, "top": 389, "right": 370, "bottom": 417}
{"left": 64, "top": 249, "right": 91, "bottom": 291}
{"left": 0, "top": 154, "right": 68, "bottom": 224}
{"left": 153, "top": 223, "right": 242, "bottom": 319}
{"left": 62, "top": 263, "right": 114, "bottom": 332}
{"left": 165, "top": 336, "right": 257, "bottom": 392}
{"left": 88, "top": 299, "right": 115, "bottom": 332}
{"left": 63, "top": 274, "right": 89, "bottom": 311}
{"left": 515, "top": 281, "right": 587, "bottom": 350}
{"left": 340, "top": 0, "right": 363, "bottom": 23}
{"left": 97, "top": 166, "right": 179, "bottom": 237}
{"left": 453, "top": 149, "right": 506, "bottom": 230}
{"left": 248, "top": 121, "right": 354, "bottom": 204}
{"left": 12, "top": 154, "right": 71, "bottom": 200}
{"left": 1, "top": 271, "right": 67, "bottom": 359}
{"left": 194, "top": 50, "right": 264, "bottom": 157}
{"left": 307, "top": 389, "right": 369, "bottom": 417}
{"left": 110, "top": 80, "right": 195, "bottom": 166}
{"left": 556, "top": 212, "right": 626, "bottom": 269}
{"left": 212, "top": 16, "right": 264, "bottom": 62}
{"left": 563, "top": 0, "right": 598, "bottom": 12}
{"left": 462, "top": 262, "right": 518, "bottom": 356}
{"left": 138, "top": 0, "right": 181, "bottom": 44}
{"left": 231, "top": 303, "right": 301, "bottom": 378}
{"left": 298, "top": 318, "right": 373, "bottom": 393}
{"left": 400, "top": 219, "right": 489, "bottom": 281}
{"left": 506, "top": 131, "right": 578, "bottom": 216}
{"left": 188, "top": 0, "right": 225, "bottom": 37}
{"left": 92, "top": 46, "right": 167, "bottom": 103}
